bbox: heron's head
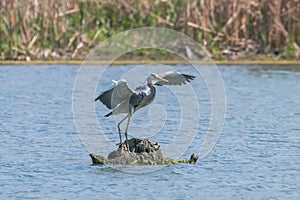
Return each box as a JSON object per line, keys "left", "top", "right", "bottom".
{"left": 147, "top": 73, "right": 169, "bottom": 85}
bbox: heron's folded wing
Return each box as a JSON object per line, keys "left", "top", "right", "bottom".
{"left": 95, "top": 80, "right": 135, "bottom": 109}
{"left": 155, "top": 71, "right": 195, "bottom": 86}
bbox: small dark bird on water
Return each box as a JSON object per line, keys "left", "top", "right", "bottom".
{"left": 95, "top": 71, "right": 195, "bottom": 150}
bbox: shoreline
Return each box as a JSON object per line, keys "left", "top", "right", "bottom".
{"left": 0, "top": 59, "right": 300, "bottom": 66}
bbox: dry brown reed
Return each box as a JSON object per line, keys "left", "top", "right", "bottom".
{"left": 0, "top": 0, "right": 299, "bottom": 60}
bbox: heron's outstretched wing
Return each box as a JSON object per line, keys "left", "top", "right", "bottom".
{"left": 155, "top": 71, "right": 195, "bottom": 86}
{"left": 95, "top": 80, "right": 135, "bottom": 109}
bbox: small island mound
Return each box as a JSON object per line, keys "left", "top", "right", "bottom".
{"left": 90, "top": 138, "right": 198, "bottom": 165}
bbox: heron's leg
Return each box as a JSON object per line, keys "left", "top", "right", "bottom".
{"left": 124, "top": 115, "right": 131, "bottom": 151}
{"left": 117, "top": 114, "right": 129, "bottom": 145}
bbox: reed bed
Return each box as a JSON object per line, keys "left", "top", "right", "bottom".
{"left": 0, "top": 0, "right": 299, "bottom": 60}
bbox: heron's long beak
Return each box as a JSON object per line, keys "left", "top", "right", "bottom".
{"left": 158, "top": 77, "right": 169, "bottom": 83}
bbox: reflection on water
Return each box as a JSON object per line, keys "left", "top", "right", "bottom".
{"left": 0, "top": 65, "right": 299, "bottom": 199}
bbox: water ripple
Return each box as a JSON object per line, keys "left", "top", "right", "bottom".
{"left": 0, "top": 65, "right": 299, "bottom": 199}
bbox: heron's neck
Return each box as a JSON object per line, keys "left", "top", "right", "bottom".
{"left": 146, "top": 82, "right": 156, "bottom": 98}
{"left": 146, "top": 81, "right": 153, "bottom": 86}
{"left": 148, "top": 82, "right": 156, "bottom": 91}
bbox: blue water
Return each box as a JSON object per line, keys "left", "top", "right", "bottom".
{"left": 0, "top": 65, "right": 299, "bottom": 199}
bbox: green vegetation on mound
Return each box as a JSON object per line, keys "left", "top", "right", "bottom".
{"left": 90, "top": 138, "right": 198, "bottom": 165}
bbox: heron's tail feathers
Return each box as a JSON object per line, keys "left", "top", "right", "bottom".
{"left": 104, "top": 111, "right": 112, "bottom": 117}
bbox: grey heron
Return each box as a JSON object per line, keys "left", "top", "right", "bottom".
{"left": 95, "top": 71, "right": 195, "bottom": 150}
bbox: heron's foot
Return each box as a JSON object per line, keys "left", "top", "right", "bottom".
{"left": 119, "top": 143, "right": 129, "bottom": 151}
{"left": 126, "top": 141, "right": 130, "bottom": 152}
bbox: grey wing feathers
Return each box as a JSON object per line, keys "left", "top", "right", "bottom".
{"left": 94, "top": 80, "right": 135, "bottom": 109}
{"left": 155, "top": 71, "right": 195, "bottom": 86}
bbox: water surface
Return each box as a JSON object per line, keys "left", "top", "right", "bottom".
{"left": 0, "top": 65, "right": 299, "bottom": 199}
